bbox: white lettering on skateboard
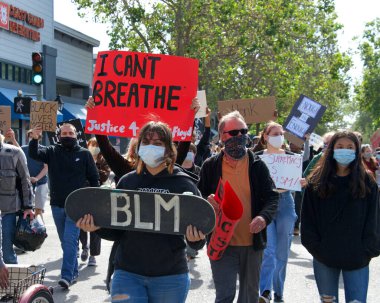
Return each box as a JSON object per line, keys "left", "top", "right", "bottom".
{"left": 154, "top": 194, "right": 180, "bottom": 232}
{"left": 111, "top": 193, "right": 132, "bottom": 226}
{"left": 110, "top": 192, "right": 180, "bottom": 232}
{"left": 134, "top": 194, "right": 153, "bottom": 229}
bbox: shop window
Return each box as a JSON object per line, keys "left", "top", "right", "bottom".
{"left": 1, "top": 63, "right": 7, "bottom": 80}
{"left": 14, "top": 66, "right": 20, "bottom": 82}
{"left": 8, "top": 64, "right": 13, "bottom": 81}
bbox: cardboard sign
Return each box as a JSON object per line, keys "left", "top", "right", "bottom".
{"left": 86, "top": 51, "right": 199, "bottom": 141}
{"left": 195, "top": 90, "right": 208, "bottom": 118}
{"left": 47, "top": 119, "right": 87, "bottom": 148}
{"left": 259, "top": 154, "right": 303, "bottom": 191}
{"left": 30, "top": 101, "right": 58, "bottom": 132}
{"left": 309, "top": 133, "right": 324, "bottom": 150}
{"left": 370, "top": 129, "right": 380, "bottom": 148}
{"left": 0, "top": 106, "right": 11, "bottom": 135}
{"left": 284, "top": 95, "right": 326, "bottom": 147}
{"left": 217, "top": 97, "right": 276, "bottom": 124}
{"left": 13, "top": 97, "right": 32, "bottom": 114}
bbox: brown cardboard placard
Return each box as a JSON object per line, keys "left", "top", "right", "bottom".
{"left": 284, "top": 132, "right": 304, "bottom": 148}
{"left": 0, "top": 106, "right": 11, "bottom": 135}
{"left": 217, "top": 97, "right": 276, "bottom": 124}
{"left": 30, "top": 101, "right": 58, "bottom": 132}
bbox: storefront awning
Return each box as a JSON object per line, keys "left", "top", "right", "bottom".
{"left": 0, "top": 88, "right": 63, "bottom": 122}
{"left": 61, "top": 102, "right": 87, "bottom": 125}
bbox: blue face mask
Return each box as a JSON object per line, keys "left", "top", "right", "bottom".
{"left": 138, "top": 145, "right": 165, "bottom": 168}
{"left": 333, "top": 149, "right": 356, "bottom": 166}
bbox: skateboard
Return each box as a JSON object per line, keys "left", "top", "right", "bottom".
{"left": 65, "top": 187, "right": 216, "bottom": 235}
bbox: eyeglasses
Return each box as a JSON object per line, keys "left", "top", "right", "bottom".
{"left": 223, "top": 128, "right": 248, "bottom": 136}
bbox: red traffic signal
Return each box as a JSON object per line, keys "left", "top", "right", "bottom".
{"left": 32, "top": 52, "right": 43, "bottom": 85}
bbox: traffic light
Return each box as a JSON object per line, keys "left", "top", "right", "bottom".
{"left": 32, "top": 52, "right": 43, "bottom": 85}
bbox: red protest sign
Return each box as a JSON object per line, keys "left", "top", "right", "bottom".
{"left": 86, "top": 51, "right": 199, "bottom": 141}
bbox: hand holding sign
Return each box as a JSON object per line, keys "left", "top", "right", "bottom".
{"left": 30, "top": 126, "right": 43, "bottom": 140}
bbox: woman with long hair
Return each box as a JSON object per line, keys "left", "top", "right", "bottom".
{"left": 255, "top": 122, "right": 299, "bottom": 303}
{"left": 361, "top": 144, "right": 378, "bottom": 177}
{"left": 301, "top": 131, "right": 380, "bottom": 303}
{"left": 77, "top": 120, "right": 206, "bottom": 303}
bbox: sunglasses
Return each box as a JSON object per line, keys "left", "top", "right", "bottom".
{"left": 223, "top": 128, "right": 248, "bottom": 136}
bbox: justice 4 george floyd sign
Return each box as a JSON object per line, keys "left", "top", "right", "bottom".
{"left": 86, "top": 51, "right": 199, "bottom": 141}
{"left": 284, "top": 95, "right": 326, "bottom": 147}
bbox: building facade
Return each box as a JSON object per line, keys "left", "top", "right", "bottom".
{"left": 0, "top": 0, "right": 99, "bottom": 145}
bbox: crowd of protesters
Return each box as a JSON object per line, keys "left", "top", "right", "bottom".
{"left": 0, "top": 98, "right": 380, "bottom": 303}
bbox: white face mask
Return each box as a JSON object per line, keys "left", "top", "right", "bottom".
{"left": 267, "top": 135, "right": 284, "bottom": 149}
{"left": 88, "top": 146, "right": 100, "bottom": 156}
{"left": 185, "top": 151, "right": 195, "bottom": 163}
{"left": 138, "top": 145, "right": 166, "bottom": 168}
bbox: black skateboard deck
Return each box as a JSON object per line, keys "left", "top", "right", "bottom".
{"left": 65, "top": 188, "right": 216, "bottom": 235}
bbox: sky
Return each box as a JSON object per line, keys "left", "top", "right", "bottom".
{"left": 53, "top": 0, "right": 380, "bottom": 81}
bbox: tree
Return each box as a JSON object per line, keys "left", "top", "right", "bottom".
{"left": 354, "top": 18, "right": 380, "bottom": 138}
{"left": 73, "top": 0, "right": 351, "bottom": 131}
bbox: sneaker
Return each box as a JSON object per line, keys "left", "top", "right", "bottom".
{"left": 58, "top": 278, "right": 70, "bottom": 289}
{"left": 259, "top": 290, "right": 271, "bottom": 303}
{"left": 88, "top": 255, "right": 96, "bottom": 266}
{"left": 274, "top": 293, "right": 284, "bottom": 302}
{"left": 81, "top": 248, "right": 89, "bottom": 262}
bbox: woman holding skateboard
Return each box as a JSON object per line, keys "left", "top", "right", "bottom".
{"left": 77, "top": 120, "right": 206, "bottom": 303}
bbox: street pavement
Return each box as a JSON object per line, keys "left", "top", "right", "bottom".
{"left": 16, "top": 204, "right": 380, "bottom": 302}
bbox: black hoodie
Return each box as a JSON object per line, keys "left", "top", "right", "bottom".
{"left": 301, "top": 174, "right": 380, "bottom": 270}
{"left": 29, "top": 139, "right": 99, "bottom": 207}
{"left": 96, "top": 166, "right": 206, "bottom": 277}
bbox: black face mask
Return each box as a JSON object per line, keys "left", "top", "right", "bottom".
{"left": 60, "top": 137, "right": 77, "bottom": 149}
{"left": 223, "top": 135, "right": 248, "bottom": 160}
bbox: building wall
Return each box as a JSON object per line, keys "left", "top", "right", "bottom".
{"left": 54, "top": 38, "right": 93, "bottom": 86}
{"left": 0, "top": 0, "right": 53, "bottom": 67}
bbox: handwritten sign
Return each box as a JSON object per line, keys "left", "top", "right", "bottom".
{"left": 259, "top": 154, "right": 303, "bottom": 191}
{"left": 13, "top": 97, "right": 32, "bottom": 114}
{"left": 86, "top": 51, "right": 199, "bottom": 141}
{"left": 47, "top": 119, "right": 87, "bottom": 148}
{"left": 0, "top": 106, "right": 11, "bottom": 135}
{"left": 218, "top": 97, "right": 276, "bottom": 124}
{"left": 309, "top": 133, "right": 324, "bottom": 150}
{"left": 195, "top": 90, "right": 208, "bottom": 118}
{"left": 30, "top": 101, "right": 58, "bottom": 132}
{"left": 284, "top": 95, "right": 326, "bottom": 147}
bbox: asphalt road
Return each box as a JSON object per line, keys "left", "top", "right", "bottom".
{"left": 14, "top": 204, "right": 380, "bottom": 302}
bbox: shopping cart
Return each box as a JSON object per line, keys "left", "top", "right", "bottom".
{"left": 0, "top": 265, "right": 53, "bottom": 303}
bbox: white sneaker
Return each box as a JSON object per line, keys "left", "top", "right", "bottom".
{"left": 88, "top": 255, "right": 96, "bottom": 266}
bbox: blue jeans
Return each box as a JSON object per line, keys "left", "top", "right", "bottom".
{"left": 51, "top": 206, "right": 80, "bottom": 283}
{"left": 313, "top": 259, "right": 369, "bottom": 303}
{"left": 1, "top": 213, "right": 17, "bottom": 264}
{"left": 111, "top": 270, "right": 190, "bottom": 303}
{"left": 260, "top": 191, "right": 297, "bottom": 297}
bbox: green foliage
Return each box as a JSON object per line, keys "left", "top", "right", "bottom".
{"left": 354, "top": 18, "right": 380, "bottom": 140}
{"left": 73, "top": 0, "right": 351, "bottom": 132}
